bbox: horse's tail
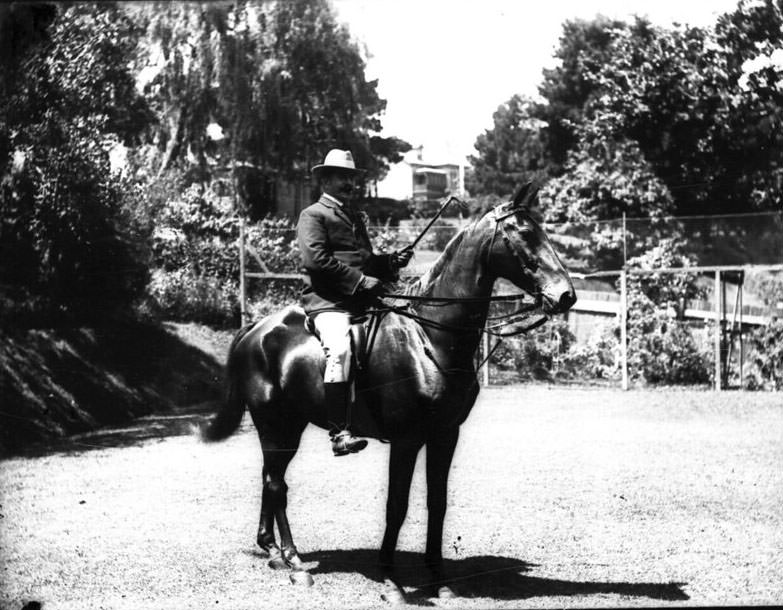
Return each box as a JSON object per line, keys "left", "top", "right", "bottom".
{"left": 201, "top": 323, "right": 256, "bottom": 443}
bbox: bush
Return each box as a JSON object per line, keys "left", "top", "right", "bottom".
{"left": 151, "top": 185, "right": 238, "bottom": 279}
{"left": 628, "top": 310, "right": 711, "bottom": 385}
{"left": 490, "top": 318, "right": 578, "bottom": 381}
{"left": 367, "top": 220, "right": 410, "bottom": 253}
{"left": 0, "top": 132, "right": 152, "bottom": 323}
{"left": 146, "top": 268, "right": 239, "bottom": 327}
{"left": 624, "top": 240, "right": 711, "bottom": 385}
{"left": 743, "top": 320, "right": 783, "bottom": 390}
{"left": 147, "top": 205, "right": 304, "bottom": 325}
{"left": 246, "top": 279, "right": 303, "bottom": 320}
{"left": 245, "top": 216, "right": 301, "bottom": 274}
{"left": 558, "top": 322, "right": 620, "bottom": 380}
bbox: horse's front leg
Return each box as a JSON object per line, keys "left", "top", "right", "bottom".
{"left": 379, "top": 435, "right": 424, "bottom": 603}
{"left": 425, "top": 427, "right": 459, "bottom": 598}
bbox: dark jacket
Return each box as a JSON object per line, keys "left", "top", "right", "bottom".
{"left": 297, "top": 195, "right": 398, "bottom": 315}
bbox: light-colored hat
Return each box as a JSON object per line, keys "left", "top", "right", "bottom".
{"left": 311, "top": 149, "right": 363, "bottom": 174}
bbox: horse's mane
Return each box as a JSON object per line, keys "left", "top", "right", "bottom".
{"left": 404, "top": 212, "right": 489, "bottom": 298}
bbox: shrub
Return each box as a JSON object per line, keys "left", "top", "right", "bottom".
{"left": 245, "top": 216, "right": 300, "bottom": 274}
{"left": 367, "top": 219, "right": 410, "bottom": 253}
{"left": 743, "top": 320, "right": 783, "bottom": 390}
{"left": 624, "top": 239, "right": 711, "bottom": 385}
{"left": 0, "top": 132, "right": 152, "bottom": 322}
{"left": 558, "top": 321, "right": 620, "bottom": 380}
{"left": 490, "top": 318, "right": 578, "bottom": 381}
{"left": 147, "top": 268, "right": 239, "bottom": 327}
{"left": 151, "top": 185, "right": 238, "bottom": 280}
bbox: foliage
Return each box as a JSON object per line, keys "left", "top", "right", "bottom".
{"left": 743, "top": 320, "right": 783, "bottom": 390}
{"left": 148, "top": 209, "right": 301, "bottom": 325}
{"left": 246, "top": 216, "right": 301, "bottom": 274}
{"left": 0, "top": 3, "right": 152, "bottom": 322}
{"left": 146, "top": 268, "right": 239, "bottom": 327}
{"left": 366, "top": 221, "right": 410, "bottom": 253}
{"left": 742, "top": 269, "right": 783, "bottom": 390}
{"left": 467, "top": 95, "right": 549, "bottom": 198}
{"left": 557, "top": 321, "right": 620, "bottom": 380}
{"left": 624, "top": 240, "right": 711, "bottom": 384}
{"left": 152, "top": 185, "right": 238, "bottom": 279}
{"left": 246, "top": 279, "right": 302, "bottom": 321}
{"left": 130, "top": 0, "right": 409, "bottom": 209}
{"left": 469, "top": 4, "right": 783, "bottom": 219}
{"left": 540, "top": 138, "right": 674, "bottom": 270}
{"left": 748, "top": 270, "right": 783, "bottom": 308}
{"left": 490, "top": 318, "right": 577, "bottom": 381}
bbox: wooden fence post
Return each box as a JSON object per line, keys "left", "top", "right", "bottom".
{"left": 620, "top": 269, "right": 629, "bottom": 391}
{"left": 714, "top": 270, "right": 721, "bottom": 391}
{"left": 239, "top": 216, "right": 247, "bottom": 325}
{"left": 482, "top": 331, "right": 490, "bottom": 387}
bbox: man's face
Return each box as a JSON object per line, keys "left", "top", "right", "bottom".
{"left": 322, "top": 170, "right": 357, "bottom": 202}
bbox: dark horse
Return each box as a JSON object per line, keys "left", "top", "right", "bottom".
{"left": 201, "top": 182, "right": 576, "bottom": 602}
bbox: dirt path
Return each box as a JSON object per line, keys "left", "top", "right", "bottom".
{"left": 1, "top": 387, "right": 782, "bottom": 609}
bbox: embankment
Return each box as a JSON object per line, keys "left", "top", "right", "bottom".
{"left": 0, "top": 321, "right": 233, "bottom": 456}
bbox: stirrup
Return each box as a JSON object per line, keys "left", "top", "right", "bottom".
{"left": 331, "top": 430, "right": 368, "bottom": 456}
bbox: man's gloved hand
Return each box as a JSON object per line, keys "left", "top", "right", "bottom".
{"left": 390, "top": 248, "right": 414, "bottom": 269}
{"left": 358, "top": 275, "right": 385, "bottom": 296}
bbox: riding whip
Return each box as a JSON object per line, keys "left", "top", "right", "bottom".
{"left": 403, "top": 195, "right": 468, "bottom": 252}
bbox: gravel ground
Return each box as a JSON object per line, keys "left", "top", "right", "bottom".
{"left": 1, "top": 386, "right": 782, "bottom": 609}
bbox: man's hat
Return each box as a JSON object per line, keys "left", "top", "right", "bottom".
{"left": 311, "top": 149, "right": 363, "bottom": 174}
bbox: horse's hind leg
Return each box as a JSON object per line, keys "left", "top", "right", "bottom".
{"left": 256, "top": 426, "right": 306, "bottom": 571}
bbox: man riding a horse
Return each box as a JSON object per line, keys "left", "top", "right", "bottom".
{"left": 296, "top": 148, "right": 414, "bottom": 456}
{"left": 203, "top": 163, "right": 576, "bottom": 601}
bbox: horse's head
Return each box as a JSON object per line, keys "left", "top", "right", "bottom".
{"left": 485, "top": 182, "right": 576, "bottom": 315}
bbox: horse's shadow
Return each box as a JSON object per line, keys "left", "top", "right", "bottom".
{"left": 299, "top": 548, "right": 689, "bottom": 604}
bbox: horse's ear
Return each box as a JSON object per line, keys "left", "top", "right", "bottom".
{"left": 512, "top": 181, "right": 538, "bottom": 208}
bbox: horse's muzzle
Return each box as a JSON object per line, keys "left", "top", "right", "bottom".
{"left": 542, "top": 288, "right": 577, "bottom": 314}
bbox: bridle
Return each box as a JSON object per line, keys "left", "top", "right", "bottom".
{"left": 487, "top": 204, "right": 543, "bottom": 288}
{"left": 381, "top": 203, "right": 550, "bottom": 337}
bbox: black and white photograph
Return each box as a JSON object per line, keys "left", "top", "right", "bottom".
{"left": 1, "top": 1, "right": 782, "bottom": 608}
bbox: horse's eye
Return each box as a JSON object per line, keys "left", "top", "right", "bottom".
{"left": 519, "top": 227, "right": 534, "bottom": 239}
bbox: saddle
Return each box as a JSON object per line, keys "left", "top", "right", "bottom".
{"left": 303, "top": 312, "right": 379, "bottom": 376}
{"left": 304, "top": 312, "right": 386, "bottom": 439}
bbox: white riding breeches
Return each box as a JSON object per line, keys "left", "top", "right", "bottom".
{"left": 313, "top": 311, "right": 352, "bottom": 383}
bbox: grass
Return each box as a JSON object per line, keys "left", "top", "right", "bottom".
{"left": 1, "top": 386, "right": 781, "bottom": 609}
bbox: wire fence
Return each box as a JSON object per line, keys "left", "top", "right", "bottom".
{"left": 240, "top": 211, "right": 783, "bottom": 390}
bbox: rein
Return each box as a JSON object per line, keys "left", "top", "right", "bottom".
{"left": 378, "top": 204, "right": 549, "bottom": 338}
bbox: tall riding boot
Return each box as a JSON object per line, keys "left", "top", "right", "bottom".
{"left": 324, "top": 382, "right": 367, "bottom": 456}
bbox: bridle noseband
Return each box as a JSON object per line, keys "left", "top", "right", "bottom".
{"left": 487, "top": 204, "right": 542, "bottom": 291}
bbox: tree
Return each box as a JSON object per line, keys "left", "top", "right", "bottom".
{"left": 0, "top": 3, "right": 152, "bottom": 321}
{"left": 466, "top": 95, "right": 548, "bottom": 198}
{"left": 540, "top": 137, "right": 673, "bottom": 271}
{"left": 536, "top": 16, "right": 629, "bottom": 173}
{"left": 131, "top": 0, "right": 409, "bottom": 210}
{"left": 470, "top": 5, "right": 783, "bottom": 215}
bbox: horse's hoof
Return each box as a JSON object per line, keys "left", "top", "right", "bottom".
{"left": 268, "top": 556, "right": 289, "bottom": 571}
{"left": 286, "top": 554, "right": 305, "bottom": 570}
{"left": 438, "top": 585, "right": 457, "bottom": 599}
{"left": 290, "top": 569, "right": 314, "bottom": 587}
{"left": 380, "top": 580, "right": 405, "bottom": 605}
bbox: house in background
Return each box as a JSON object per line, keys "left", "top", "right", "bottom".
{"left": 376, "top": 146, "right": 465, "bottom": 210}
